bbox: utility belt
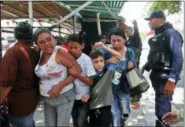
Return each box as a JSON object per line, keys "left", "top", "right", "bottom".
{"left": 148, "top": 52, "right": 170, "bottom": 66}
{"left": 152, "top": 68, "right": 170, "bottom": 73}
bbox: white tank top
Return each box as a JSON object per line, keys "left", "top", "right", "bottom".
{"left": 35, "top": 46, "right": 73, "bottom": 97}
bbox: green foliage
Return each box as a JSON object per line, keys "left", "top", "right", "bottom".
{"left": 149, "top": 1, "right": 182, "bottom": 15}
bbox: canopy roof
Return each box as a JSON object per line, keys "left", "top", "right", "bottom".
{"left": 1, "top": 1, "right": 125, "bottom": 20}
{"left": 1, "top": 2, "right": 70, "bottom": 19}
{"left": 61, "top": 1, "right": 124, "bottom": 20}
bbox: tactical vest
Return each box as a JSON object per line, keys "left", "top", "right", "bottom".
{"left": 147, "top": 29, "right": 172, "bottom": 70}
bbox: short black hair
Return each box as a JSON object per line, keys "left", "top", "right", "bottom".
{"left": 68, "top": 34, "right": 83, "bottom": 44}
{"left": 109, "top": 27, "right": 126, "bottom": 40}
{"left": 90, "top": 50, "right": 104, "bottom": 60}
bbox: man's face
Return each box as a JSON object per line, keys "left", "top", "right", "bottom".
{"left": 125, "top": 27, "right": 134, "bottom": 37}
{"left": 148, "top": 18, "right": 159, "bottom": 30}
{"left": 117, "top": 20, "right": 127, "bottom": 31}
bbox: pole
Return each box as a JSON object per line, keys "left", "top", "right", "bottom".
{"left": 73, "top": 15, "right": 76, "bottom": 33}
{"left": 0, "top": 1, "right": 2, "bottom": 60}
{"left": 183, "top": 2, "right": 185, "bottom": 127}
{"left": 59, "top": 25, "right": 61, "bottom": 36}
{"left": 50, "top": 0, "right": 94, "bottom": 30}
{"left": 96, "top": 13, "right": 101, "bottom": 36}
{"left": 28, "top": 1, "right": 33, "bottom": 25}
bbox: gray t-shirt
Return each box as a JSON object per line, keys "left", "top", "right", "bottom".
{"left": 90, "top": 70, "right": 114, "bottom": 110}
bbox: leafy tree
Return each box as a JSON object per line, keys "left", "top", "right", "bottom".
{"left": 149, "top": 1, "right": 182, "bottom": 15}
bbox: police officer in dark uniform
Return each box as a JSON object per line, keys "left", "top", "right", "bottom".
{"left": 142, "top": 10, "right": 183, "bottom": 127}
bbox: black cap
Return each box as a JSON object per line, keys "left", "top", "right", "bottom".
{"left": 14, "top": 21, "right": 33, "bottom": 40}
{"left": 145, "top": 10, "right": 166, "bottom": 20}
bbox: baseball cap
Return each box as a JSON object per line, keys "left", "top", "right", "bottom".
{"left": 145, "top": 10, "right": 166, "bottom": 20}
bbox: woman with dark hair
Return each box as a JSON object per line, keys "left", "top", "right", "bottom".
{"left": 33, "top": 28, "right": 81, "bottom": 126}
{"left": 97, "top": 28, "right": 136, "bottom": 127}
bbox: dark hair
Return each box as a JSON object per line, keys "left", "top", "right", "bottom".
{"left": 99, "top": 35, "right": 106, "bottom": 39}
{"left": 109, "top": 27, "right": 127, "bottom": 40}
{"left": 68, "top": 34, "right": 83, "bottom": 44}
{"left": 90, "top": 50, "right": 104, "bottom": 60}
{"left": 33, "top": 28, "right": 52, "bottom": 43}
{"left": 14, "top": 21, "right": 33, "bottom": 41}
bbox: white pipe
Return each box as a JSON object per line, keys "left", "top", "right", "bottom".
{"left": 73, "top": 15, "right": 76, "bottom": 33}
{"left": 96, "top": 13, "right": 101, "bottom": 35}
{"left": 53, "top": 1, "right": 93, "bottom": 27}
{"left": 183, "top": 2, "right": 185, "bottom": 127}
{"left": 102, "top": 2, "right": 117, "bottom": 19}
{"left": 28, "top": 1, "right": 33, "bottom": 25}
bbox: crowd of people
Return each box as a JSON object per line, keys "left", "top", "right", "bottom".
{"left": 0, "top": 10, "right": 183, "bottom": 127}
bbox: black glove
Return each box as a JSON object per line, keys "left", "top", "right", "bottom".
{"left": 141, "top": 62, "right": 151, "bottom": 73}
{"left": 132, "top": 20, "right": 137, "bottom": 27}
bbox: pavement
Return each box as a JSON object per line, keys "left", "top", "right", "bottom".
{"left": 34, "top": 70, "right": 184, "bottom": 127}
{"left": 125, "top": 70, "right": 184, "bottom": 127}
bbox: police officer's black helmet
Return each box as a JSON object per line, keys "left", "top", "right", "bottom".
{"left": 14, "top": 21, "right": 33, "bottom": 40}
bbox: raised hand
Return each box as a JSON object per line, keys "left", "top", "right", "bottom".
{"left": 132, "top": 19, "right": 137, "bottom": 27}
{"left": 94, "top": 42, "right": 106, "bottom": 49}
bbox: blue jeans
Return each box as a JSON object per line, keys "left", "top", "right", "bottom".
{"left": 8, "top": 112, "right": 35, "bottom": 127}
{"left": 112, "top": 88, "right": 131, "bottom": 127}
{"left": 43, "top": 88, "right": 75, "bottom": 126}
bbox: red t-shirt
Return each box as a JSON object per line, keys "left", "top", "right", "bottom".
{"left": 62, "top": 43, "right": 69, "bottom": 52}
{"left": 0, "top": 41, "right": 40, "bottom": 117}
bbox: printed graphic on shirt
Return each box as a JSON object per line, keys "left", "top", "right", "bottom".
{"left": 112, "top": 64, "right": 123, "bottom": 85}
{"left": 35, "top": 46, "right": 73, "bottom": 97}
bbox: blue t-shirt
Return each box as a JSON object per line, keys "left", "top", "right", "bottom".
{"left": 100, "top": 48, "right": 136, "bottom": 93}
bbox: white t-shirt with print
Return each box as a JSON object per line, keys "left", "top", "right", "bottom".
{"left": 74, "top": 53, "right": 96, "bottom": 100}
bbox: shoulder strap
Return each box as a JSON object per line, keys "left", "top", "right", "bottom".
{"left": 126, "top": 48, "right": 132, "bottom": 71}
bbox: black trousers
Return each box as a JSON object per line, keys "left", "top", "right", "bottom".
{"left": 89, "top": 106, "right": 112, "bottom": 127}
{"left": 72, "top": 100, "right": 89, "bottom": 127}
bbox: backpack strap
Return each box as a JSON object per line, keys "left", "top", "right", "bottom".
{"left": 126, "top": 48, "right": 132, "bottom": 72}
